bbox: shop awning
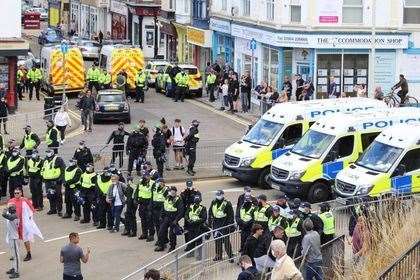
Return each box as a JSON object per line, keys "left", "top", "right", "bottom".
{"left": 0, "top": 39, "right": 29, "bottom": 56}
{"left": 159, "top": 20, "right": 176, "bottom": 37}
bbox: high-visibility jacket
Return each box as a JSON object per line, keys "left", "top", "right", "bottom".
{"left": 81, "top": 171, "right": 96, "bottom": 189}
{"left": 65, "top": 167, "right": 81, "bottom": 189}
{"left": 45, "top": 127, "right": 59, "bottom": 146}
{"left": 7, "top": 156, "right": 24, "bottom": 177}
{"left": 254, "top": 205, "right": 270, "bottom": 223}
{"left": 24, "top": 132, "right": 37, "bottom": 151}
{"left": 165, "top": 73, "right": 172, "bottom": 84}
{"left": 240, "top": 205, "right": 255, "bottom": 223}
{"left": 98, "top": 72, "right": 111, "bottom": 85}
{"left": 319, "top": 211, "right": 335, "bottom": 235}
{"left": 175, "top": 72, "right": 189, "bottom": 87}
{"left": 27, "top": 68, "right": 42, "bottom": 82}
{"left": 87, "top": 67, "right": 100, "bottom": 82}
{"left": 152, "top": 186, "right": 166, "bottom": 202}
{"left": 164, "top": 196, "right": 179, "bottom": 212}
{"left": 27, "top": 158, "right": 42, "bottom": 176}
{"left": 17, "top": 69, "right": 25, "bottom": 83}
{"left": 268, "top": 215, "right": 282, "bottom": 232}
{"left": 137, "top": 181, "right": 153, "bottom": 199}
{"left": 42, "top": 156, "right": 61, "bottom": 180}
{"left": 136, "top": 71, "right": 147, "bottom": 87}
{"left": 97, "top": 175, "right": 112, "bottom": 194}
{"left": 206, "top": 73, "right": 216, "bottom": 85}
{"left": 212, "top": 201, "right": 227, "bottom": 219}
{"left": 285, "top": 218, "right": 301, "bottom": 238}
{"left": 188, "top": 204, "right": 203, "bottom": 222}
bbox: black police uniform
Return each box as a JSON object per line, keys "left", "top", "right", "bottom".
{"left": 126, "top": 130, "right": 148, "bottom": 175}
{"left": 107, "top": 128, "right": 129, "bottom": 168}
{"left": 208, "top": 198, "right": 234, "bottom": 261}
{"left": 184, "top": 125, "right": 199, "bottom": 174}
{"left": 0, "top": 149, "right": 8, "bottom": 197}
{"left": 63, "top": 165, "right": 82, "bottom": 219}
{"left": 156, "top": 194, "right": 184, "bottom": 251}
{"left": 96, "top": 172, "right": 113, "bottom": 229}
{"left": 122, "top": 182, "right": 137, "bottom": 237}
{"left": 300, "top": 211, "right": 324, "bottom": 235}
{"left": 235, "top": 199, "right": 256, "bottom": 252}
{"left": 73, "top": 146, "right": 94, "bottom": 172}
{"left": 43, "top": 155, "right": 66, "bottom": 215}
{"left": 151, "top": 182, "right": 167, "bottom": 239}
{"left": 26, "top": 156, "right": 44, "bottom": 209}
{"left": 19, "top": 132, "right": 40, "bottom": 157}
{"left": 46, "top": 126, "right": 59, "bottom": 154}
{"left": 253, "top": 203, "right": 273, "bottom": 233}
{"left": 152, "top": 129, "right": 166, "bottom": 178}
{"left": 110, "top": 167, "right": 126, "bottom": 183}
{"left": 134, "top": 177, "right": 154, "bottom": 240}
{"left": 6, "top": 153, "right": 25, "bottom": 198}
{"left": 184, "top": 202, "right": 207, "bottom": 252}
{"left": 80, "top": 169, "right": 98, "bottom": 223}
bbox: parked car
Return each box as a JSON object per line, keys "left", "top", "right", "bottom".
{"left": 76, "top": 40, "right": 100, "bottom": 60}
{"left": 93, "top": 89, "right": 131, "bottom": 124}
{"left": 28, "top": 7, "right": 48, "bottom": 21}
{"left": 38, "top": 28, "right": 63, "bottom": 45}
{"left": 179, "top": 64, "right": 203, "bottom": 97}
{"left": 17, "top": 52, "right": 40, "bottom": 69}
{"left": 145, "top": 60, "right": 171, "bottom": 87}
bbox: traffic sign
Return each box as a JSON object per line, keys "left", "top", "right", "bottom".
{"left": 60, "top": 41, "right": 69, "bottom": 54}
{"left": 250, "top": 38, "right": 257, "bottom": 51}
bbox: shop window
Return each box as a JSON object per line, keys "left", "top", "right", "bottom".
{"left": 193, "top": 0, "right": 206, "bottom": 19}
{"left": 290, "top": 5, "right": 301, "bottom": 23}
{"left": 242, "top": 0, "right": 250, "bottom": 16}
{"left": 343, "top": 54, "right": 368, "bottom": 96}
{"left": 262, "top": 46, "right": 279, "bottom": 89}
{"left": 169, "top": 0, "right": 175, "bottom": 10}
{"left": 266, "top": 0, "right": 274, "bottom": 21}
{"left": 283, "top": 49, "right": 293, "bottom": 79}
{"left": 222, "top": 0, "right": 227, "bottom": 10}
{"left": 404, "top": 0, "right": 420, "bottom": 24}
{"left": 316, "top": 54, "right": 341, "bottom": 99}
{"left": 342, "top": 0, "right": 363, "bottom": 24}
{"left": 399, "top": 148, "right": 420, "bottom": 173}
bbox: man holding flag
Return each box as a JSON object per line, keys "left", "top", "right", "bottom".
{"left": 8, "top": 187, "right": 43, "bottom": 262}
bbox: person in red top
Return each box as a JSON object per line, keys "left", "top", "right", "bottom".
{"left": 8, "top": 187, "right": 43, "bottom": 261}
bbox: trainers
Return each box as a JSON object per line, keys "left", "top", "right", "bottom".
{"left": 138, "top": 234, "right": 147, "bottom": 240}
{"left": 9, "top": 272, "right": 19, "bottom": 279}
{"left": 73, "top": 216, "right": 80, "bottom": 221}
{"left": 6, "top": 268, "right": 15, "bottom": 274}
{"left": 23, "top": 252, "right": 31, "bottom": 262}
{"left": 146, "top": 236, "right": 154, "bottom": 242}
{"left": 154, "top": 246, "right": 164, "bottom": 252}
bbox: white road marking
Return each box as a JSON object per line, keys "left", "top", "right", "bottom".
{"left": 44, "top": 228, "right": 104, "bottom": 243}
{"left": 0, "top": 251, "right": 6, "bottom": 255}
{"left": 207, "top": 188, "right": 244, "bottom": 194}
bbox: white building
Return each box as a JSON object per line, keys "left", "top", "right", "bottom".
{"left": 210, "top": 0, "right": 420, "bottom": 98}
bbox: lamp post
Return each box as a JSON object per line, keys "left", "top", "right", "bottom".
{"left": 370, "top": 0, "right": 376, "bottom": 97}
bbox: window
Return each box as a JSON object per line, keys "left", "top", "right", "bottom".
{"left": 342, "top": 0, "right": 363, "bottom": 24}
{"left": 404, "top": 0, "right": 420, "bottom": 24}
{"left": 169, "top": 0, "right": 175, "bottom": 10}
{"left": 290, "top": 5, "right": 301, "bottom": 23}
{"left": 222, "top": 0, "right": 227, "bottom": 10}
{"left": 399, "top": 148, "right": 420, "bottom": 173}
{"left": 281, "top": 123, "right": 303, "bottom": 146}
{"left": 329, "top": 135, "right": 355, "bottom": 160}
{"left": 361, "top": 132, "right": 380, "bottom": 150}
{"left": 262, "top": 46, "right": 279, "bottom": 89}
{"left": 242, "top": 0, "right": 250, "bottom": 16}
{"left": 266, "top": 0, "right": 274, "bottom": 21}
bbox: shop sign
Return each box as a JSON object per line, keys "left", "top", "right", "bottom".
{"left": 231, "top": 23, "right": 409, "bottom": 49}
{"left": 318, "top": 0, "right": 340, "bottom": 23}
{"left": 110, "top": 0, "right": 127, "bottom": 16}
{"left": 210, "top": 18, "right": 231, "bottom": 34}
{"left": 98, "top": 0, "right": 109, "bottom": 8}
{"left": 374, "top": 52, "right": 396, "bottom": 91}
{"left": 187, "top": 27, "right": 205, "bottom": 46}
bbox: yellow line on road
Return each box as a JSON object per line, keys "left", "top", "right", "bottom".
{"left": 186, "top": 99, "right": 251, "bottom": 126}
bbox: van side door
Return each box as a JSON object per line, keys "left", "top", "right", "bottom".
{"left": 322, "top": 135, "right": 355, "bottom": 180}
{"left": 272, "top": 123, "right": 303, "bottom": 159}
{"left": 391, "top": 148, "right": 420, "bottom": 194}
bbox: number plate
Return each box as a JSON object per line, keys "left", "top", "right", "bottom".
{"left": 271, "top": 183, "right": 281, "bottom": 190}
{"left": 223, "top": 170, "right": 232, "bottom": 177}
{"left": 106, "top": 105, "right": 119, "bottom": 111}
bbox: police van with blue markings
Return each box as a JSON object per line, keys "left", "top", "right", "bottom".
{"left": 335, "top": 124, "right": 420, "bottom": 198}
{"left": 222, "top": 98, "right": 386, "bottom": 188}
{"left": 270, "top": 107, "right": 420, "bottom": 202}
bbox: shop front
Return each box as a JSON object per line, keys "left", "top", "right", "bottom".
{"left": 110, "top": 0, "right": 127, "bottom": 40}
{"left": 210, "top": 18, "right": 234, "bottom": 67}
{"left": 187, "top": 26, "right": 212, "bottom": 71}
{"left": 173, "top": 23, "right": 189, "bottom": 63}
{"left": 159, "top": 18, "right": 177, "bottom": 61}
{"left": 70, "top": 0, "right": 80, "bottom": 35}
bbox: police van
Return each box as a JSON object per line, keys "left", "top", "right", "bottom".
{"left": 335, "top": 124, "right": 420, "bottom": 198}
{"left": 222, "top": 98, "right": 387, "bottom": 188}
{"left": 270, "top": 107, "right": 420, "bottom": 202}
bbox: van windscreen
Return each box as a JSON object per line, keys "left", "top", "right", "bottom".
{"left": 243, "top": 119, "right": 284, "bottom": 146}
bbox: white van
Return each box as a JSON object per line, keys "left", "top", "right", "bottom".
{"left": 270, "top": 107, "right": 420, "bottom": 202}
{"left": 222, "top": 98, "right": 387, "bottom": 188}
{"left": 335, "top": 124, "right": 420, "bottom": 198}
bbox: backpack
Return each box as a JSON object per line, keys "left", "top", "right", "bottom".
{"left": 172, "top": 126, "right": 185, "bottom": 137}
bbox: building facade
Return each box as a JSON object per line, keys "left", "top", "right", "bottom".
{"left": 210, "top": 0, "right": 420, "bottom": 98}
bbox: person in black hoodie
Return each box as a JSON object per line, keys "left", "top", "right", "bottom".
{"left": 122, "top": 176, "right": 137, "bottom": 237}
{"left": 73, "top": 141, "right": 94, "bottom": 172}
{"left": 0, "top": 96, "right": 8, "bottom": 134}
{"left": 107, "top": 122, "right": 130, "bottom": 168}
{"left": 152, "top": 126, "right": 166, "bottom": 178}
{"left": 126, "top": 126, "right": 148, "bottom": 176}
{"left": 253, "top": 226, "right": 286, "bottom": 272}
{"left": 62, "top": 159, "right": 82, "bottom": 220}
{"left": 184, "top": 120, "right": 200, "bottom": 176}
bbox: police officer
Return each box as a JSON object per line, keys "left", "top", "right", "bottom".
{"left": 17, "top": 65, "right": 26, "bottom": 100}
{"left": 73, "top": 141, "right": 94, "bottom": 172}
{"left": 184, "top": 120, "right": 200, "bottom": 176}
{"left": 27, "top": 65, "right": 42, "bottom": 101}
{"left": 275, "top": 192, "right": 291, "bottom": 218}
{"left": 208, "top": 190, "right": 234, "bottom": 262}
{"left": 184, "top": 195, "right": 207, "bottom": 256}
{"left": 235, "top": 186, "right": 258, "bottom": 218}
{"left": 236, "top": 196, "right": 256, "bottom": 253}
{"left": 108, "top": 163, "right": 125, "bottom": 183}
{"left": 180, "top": 179, "right": 201, "bottom": 209}
{"left": 96, "top": 167, "right": 113, "bottom": 229}
{"left": 319, "top": 202, "right": 335, "bottom": 244}
{"left": 155, "top": 186, "right": 184, "bottom": 252}
{"left": 206, "top": 70, "right": 217, "bottom": 102}
{"left": 87, "top": 63, "right": 100, "bottom": 92}
{"left": 42, "top": 149, "right": 65, "bottom": 216}
{"left": 6, "top": 148, "right": 25, "bottom": 198}
{"left": 285, "top": 209, "right": 303, "bottom": 258}
{"left": 26, "top": 149, "right": 43, "bottom": 210}
{"left": 126, "top": 126, "right": 148, "bottom": 176}
{"left": 0, "top": 145, "right": 7, "bottom": 197}
{"left": 151, "top": 178, "right": 167, "bottom": 240}
{"left": 20, "top": 125, "right": 40, "bottom": 157}
{"left": 152, "top": 126, "right": 166, "bottom": 178}
{"left": 63, "top": 159, "right": 82, "bottom": 220}
{"left": 98, "top": 69, "right": 111, "bottom": 90}
{"left": 122, "top": 176, "right": 137, "bottom": 237}
{"left": 253, "top": 194, "right": 273, "bottom": 233}
{"left": 135, "top": 68, "right": 147, "bottom": 103}
{"left": 268, "top": 205, "right": 288, "bottom": 233}
{"left": 298, "top": 202, "right": 323, "bottom": 234}
{"left": 134, "top": 172, "right": 154, "bottom": 241}
{"left": 80, "top": 163, "right": 98, "bottom": 225}
{"left": 174, "top": 70, "right": 189, "bottom": 102}
{"left": 45, "top": 120, "right": 60, "bottom": 154}
{"left": 107, "top": 123, "right": 130, "bottom": 168}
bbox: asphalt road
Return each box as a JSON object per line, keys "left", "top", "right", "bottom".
{"left": 0, "top": 178, "right": 282, "bottom": 280}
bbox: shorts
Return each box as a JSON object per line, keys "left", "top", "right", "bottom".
{"left": 173, "top": 145, "right": 184, "bottom": 152}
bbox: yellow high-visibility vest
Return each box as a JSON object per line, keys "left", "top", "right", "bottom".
{"left": 64, "top": 167, "right": 80, "bottom": 189}
{"left": 319, "top": 211, "right": 335, "bottom": 235}
{"left": 164, "top": 196, "right": 179, "bottom": 212}
{"left": 97, "top": 175, "right": 112, "bottom": 194}
{"left": 188, "top": 205, "right": 203, "bottom": 222}
{"left": 254, "top": 205, "right": 270, "bottom": 222}
{"left": 285, "top": 218, "right": 301, "bottom": 238}
{"left": 42, "top": 156, "right": 61, "bottom": 180}
{"left": 24, "top": 133, "right": 37, "bottom": 150}
{"left": 81, "top": 172, "right": 96, "bottom": 189}
{"left": 7, "top": 156, "right": 24, "bottom": 177}
{"left": 212, "top": 201, "right": 227, "bottom": 219}
{"left": 240, "top": 205, "right": 255, "bottom": 222}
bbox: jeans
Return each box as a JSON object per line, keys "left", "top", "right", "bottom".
{"left": 81, "top": 110, "right": 93, "bottom": 130}
{"left": 240, "top": 91, "right": 250, "bottom": 112}
{"left": 63, "top": 274, "right": 83, "bottom": 280}
{"left": 56, "top": 125, "right": 67, "bottom": 140}
{"left": 112, "top": 205, "right": 124, "bottom": 231}
{"left": 222, "top": 95, "right": 228, "bottom": 108}
{"left": 304, "top": 260, "right": 323, "bottom": 280}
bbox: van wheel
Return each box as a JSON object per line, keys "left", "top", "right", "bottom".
{"left": 124, "top": 116, "right": 131, "bottom": 124}
{"left": 258, "top": 167, "right": 271, "bottom": 189}
{"left": 308, "top": 182, "right": 331, "bottom": 203}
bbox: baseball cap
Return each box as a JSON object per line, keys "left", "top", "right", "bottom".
{"left": 216, "top": 190, "right": 224, "bottom": 196}
{"left": 257, "top": 194, "right": 267, "bottom": 201}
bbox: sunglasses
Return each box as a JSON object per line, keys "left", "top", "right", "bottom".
{"left": 14, "top": 192, "right": 21, "bottom": 195}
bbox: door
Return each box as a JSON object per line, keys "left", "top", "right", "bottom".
{"left": 391, "top": 148, "right": 420, "bottom": 194}
{"left": 297, "top": 63, "right": 310, "bottom": 81}
{"left": 323, "top": 135, "right": 355, "bottom": 180}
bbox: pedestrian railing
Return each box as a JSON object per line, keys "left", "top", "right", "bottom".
{"left": 377, "top": 239, "right": 420, "bottom": 280}
{"left": 121, "top": 223, "right": 240, "bottom": 280}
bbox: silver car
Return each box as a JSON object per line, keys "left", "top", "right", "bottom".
{"left": 76, "top": 40, "right": 100, "bottom": 60}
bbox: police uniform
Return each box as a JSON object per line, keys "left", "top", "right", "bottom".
{"left": 41, "top": 152, "right": 65, "bottom": 215}
{"left": 107, "top": 126, "right": 130, "bottom": 168}
{"left": 73, "top": 143, "right": 94, "bottom": 172}
{"left": 6, "top": 151, "right": 25, "bottom": 198}
{"left": 319, "top": 210, "right": 335, "bottom": 244}
{"left": 184, "top": 122, "right": 200, "bottom": 176}
{"left": 134, "top": 176, "right": 154, "bottom": 240}
{"left": 63, "top": 163, "right": 82, "bottom": 219}
{"left": 87, "top": 66, "right": 100, "bottom": 92}
{"left": 26, "top": 153, "right": 44, "bottom": 209}
{"left": 17, "top": 67, "right": 25, "bottom": 100}
{"left": 45, "top": 123, "right": 60, "bottom": 154}
{"left": 135, "top": 70, "right": 147, "bottom": 103}
{"left": 98, "top": 70, "right": 111, "bottom": 90}
{"left": 253, "top": 202, "right": 273, "bottom": 233}
{"left": 151, "top": 180, "right": 167, "bottom": 239}
{"left": 184, "top": 199, "right": 207, "bottom": 255}
{"left": 236, "top": 199, "right": 255, "bottom": 252}
{"left": 285, "top": 214, "right": 303, "bottom": 257}
{"left": 299, "top": 203, "right": 324, "bottom": 235}
{"left": 20, "top": 128, "right": 40, "bottom": 157}
{"left": 0, "top": 148, "right": 7, "bottom": 197}
{"left": 80, "top": 167, "right": 98, "bottom": 224}
{"left": 152, "top": 128, "right": 166, "bottom": 178}
{"left": 27, "top": 66, "right": 42, "bottom": 100}
{"left": 208, "top": 192, "right": 234, "bottom": 261}
{"left": 126, "top": 129, "right": 148, "bottom": 176}
{"left": 155, "top": 188, "right": 184, "bottom": 252}
{"left": 174, "top": 71, "right": 189, "bottom": 102}
{"left": 122, "top": 179, "right": 137, "bottom": 237}
{"left": 96, "top": 171, "right": 113, "bottom": 229}
{"left": 206, "top": 72, "right": 217, "bottom": 102}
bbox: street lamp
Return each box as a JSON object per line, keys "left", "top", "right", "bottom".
{"left": 370, "top": 0, "right": 376, "bottom": 97}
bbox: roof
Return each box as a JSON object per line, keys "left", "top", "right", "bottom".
{"left": 0, "top": 38, "right": 29, "bottom": 56}
{"left": 376, "top": 124, "right": 420, "bottom": 149}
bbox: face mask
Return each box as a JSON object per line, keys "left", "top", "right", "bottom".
{"left": 79, "top": 145, "right": 84, "bottom": 149}
{"left": 105, "top": 172, "right": 111, "bottom": 177}
{"left": 69, "top": 161, "right": 76, "bottom": 166}
{"left": 244, "top": 192, "right": 251, "bottom": 197}
{"left": 118, "top": 127, "right": 124, "bottom": 131}
{"left": 187, "top": 186, "right": 193, "bottom": 190}
{"left": 31, "top": 153, "right": 38, "bottom": 159}
{"left": 87, "top": 168, "right": 93, "bottom": 172}
{"left": 298, "top": 207, "right": 305, "bottom": 213}
{"left": 46, "top": 152, "right": 53, "bottom": 157}
{"left": 12, "top": 152, "right": 18, "bottom": 157}
{"left": 109, "top": 167, "right": 116, "bottom": 172}
{"left": 216, "top": 195, "right": 223, "bottom": 201}
{"left": 112, "top": 182, "right": 118, "bottom": 185}
{"left": 169, "top": 191, "right": 176, "bottom": 197}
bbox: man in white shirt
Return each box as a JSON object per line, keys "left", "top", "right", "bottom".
{"left": 106, "top": 175, "right": 127, "bottom": 233}
{"left": 171, "top": 119, "right": 186, "bottom": 170}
